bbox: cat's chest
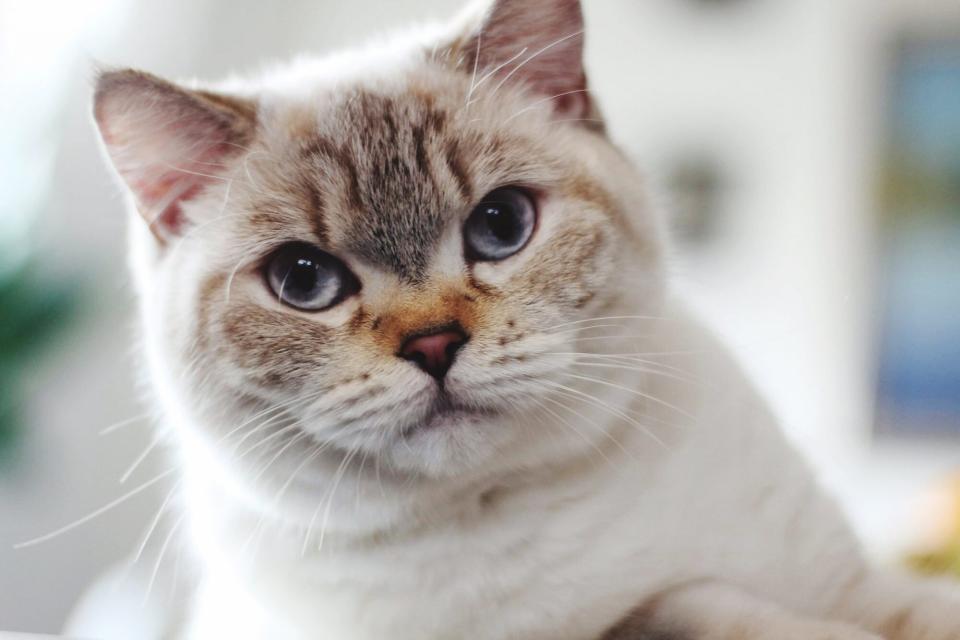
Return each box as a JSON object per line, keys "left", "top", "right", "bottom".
{"left": 195, "top": 477, "right": 666, "bottom": 640}
{"left": 183, "top": 410, "right": 820, "bottom": 640}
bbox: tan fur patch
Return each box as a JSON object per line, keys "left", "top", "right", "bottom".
{"left": 372, "top": 288, "right": 480, "bottom": 352}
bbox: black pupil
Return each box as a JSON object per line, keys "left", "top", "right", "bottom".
{"left": 484, "top": 203, "right": 520, "bottom": 243}
{"left": 289, "top": 257, "right": 320, "bottom": 292}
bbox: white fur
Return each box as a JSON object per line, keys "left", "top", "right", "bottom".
{"left": 172, "top": 298, "right": 862, "bottom": 639}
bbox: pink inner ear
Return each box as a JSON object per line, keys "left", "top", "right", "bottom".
{"left": 133, "top": 178, "right": 195, "bottom": 236}
{"left": 124, "top": 140, "right": 234, "bottom": 237}
{"left": 465, "top": 0, "right": 591, "bottom": 120}
{"left": 94, "top": 70, "right": 252, "bottom": 240}
{"left": 552, "top": 89, "right": 589, "bottom": 120}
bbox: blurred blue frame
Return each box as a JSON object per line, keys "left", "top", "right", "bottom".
{"left": 876, "top": 36, "right": 960, "bottom": 436}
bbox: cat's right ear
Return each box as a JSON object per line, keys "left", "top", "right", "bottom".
{"left": 92, "top": 68, "right": 256, "bottom": 242}
{"left": 443, "top": 0, "right": 598, "bottom": 125}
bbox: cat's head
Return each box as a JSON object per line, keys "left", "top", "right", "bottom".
{"left": 94, "top": 0, "right": 666, "bottom": 511}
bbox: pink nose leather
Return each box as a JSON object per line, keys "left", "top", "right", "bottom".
{"left": 399, "top": 329, "right": 468, "bottom": 381}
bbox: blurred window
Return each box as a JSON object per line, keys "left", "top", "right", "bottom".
{"left": 876, "top": 36, "right": 960, "bottom": 437}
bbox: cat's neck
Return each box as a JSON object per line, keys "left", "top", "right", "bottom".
{"left": 178, "top": 407, "right": 645, "bottom": 552}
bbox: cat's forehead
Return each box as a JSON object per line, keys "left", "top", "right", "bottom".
{"left": 311, "top": 90, "right": 469, "bottom": 282}
{"left": 259, "top": 83, "right": 555, "bottom": 283}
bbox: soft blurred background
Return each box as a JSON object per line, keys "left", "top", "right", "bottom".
{"left": 1, "top": 0, "right": 958, "bottom": 634}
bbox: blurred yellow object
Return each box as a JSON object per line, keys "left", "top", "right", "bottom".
{"left": 907, "top": 473, "right": 960, "bottom": 577}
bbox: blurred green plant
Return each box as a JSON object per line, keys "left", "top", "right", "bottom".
{"left": 0, "top": 264, "right": 77, "bottom": 463}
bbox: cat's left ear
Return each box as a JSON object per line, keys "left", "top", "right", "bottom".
{"left": 446, "top": 0, "right": 597, "bottom": 124}
{"left": 93, "top": 68, "right": 256, "bottom": 242}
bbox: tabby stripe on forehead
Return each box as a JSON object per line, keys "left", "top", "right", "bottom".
{"left": 301, "top": 177, "right": 329, "bottom": 243}
{"left": 444, "top": 139, "right": 472, "bottom": 202}
{"left": 339, "top": 149, "right": 365, "bottom": 214}
{"left": 374, "top": 94, "right": 398, "bottom": 141}
{"left": 302, "top": 135, "right": 365, "bottom": 214}
{"left": 413, "top": 107, "right": 448, "bottom": 179}
{"left": 413, "top": 124, "right": 431, "bottom": 178}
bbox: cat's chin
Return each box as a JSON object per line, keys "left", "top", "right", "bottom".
{"left": 383, "top": 397, "right": 514, "bottom": 477}
{"left": 400, "top": 392, "right": 500, "bottom": 437}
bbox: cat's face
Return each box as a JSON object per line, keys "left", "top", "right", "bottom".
{"left": 95, "top": 0, "right": 665, "bottom": 505}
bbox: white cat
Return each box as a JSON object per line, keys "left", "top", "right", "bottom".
{"left": 83, "top": 0, "right": 960, "bottom": 637}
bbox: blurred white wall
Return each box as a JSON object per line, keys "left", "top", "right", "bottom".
{"left": 1, "top": 0, "right": 958, "bottom": 633}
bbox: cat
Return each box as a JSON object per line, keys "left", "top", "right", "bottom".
{"left": 87, "top": 0, "right": 960, "bottom": 638}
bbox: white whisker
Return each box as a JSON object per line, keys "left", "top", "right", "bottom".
{"left": 542, "top": 315, "right": 665, "bottom": 332}
{"left": 529, "top": 396, "right": 617, "bottom": 468}
{"left": 250, "top": 430, "right": 310, "bottom": 484}
{"left": 465, "top": 26, "right": 483, "bottom": 107}
{"left": 467, "top": 46, "right": 530, "bottom": 104}
{"left": 142, "top": 512, "right": 186, "bottom": 607}
{"left": 562, "top": 372, "right": 695, "bottom": 421}
{"left": 537, "top": 379, "right": 672, "bottom": 449}
{"left": 559, "top": 359, "right": 698, "bottom": 386}
{"left": 490, "top": 30, "right": 584, "bottom": 97}
{"left": 304, "top": 446, "right": 361, "bottom": 557}
{"left": 14, "top": 469, "right": 176, "bottom": 549}
{"left": 539, "top": 393, "right": 640, "bottom": 464}
{"left": 99, "top": 413, "right": 151, "bottom": 436}
{"left": 503, "top": 89, "right": 588, "bottom": 123}
{"left": 120, "top": 432, "right": 165, "bottom": 484}
{"left": 133, "top": 480, "right": 182, "bottom": 564}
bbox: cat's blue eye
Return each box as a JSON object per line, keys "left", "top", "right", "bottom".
{"left": 265, "top": 242, "right": 359, "bottom": 311}
{"left": 463, "top": 187, "right": 537, "bottom": 262}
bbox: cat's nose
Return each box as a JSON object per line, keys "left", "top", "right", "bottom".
{"left": 399, "top": 327, "right": 469, "bottom": 381}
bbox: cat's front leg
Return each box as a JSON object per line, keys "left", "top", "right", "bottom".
{"left": 600, "top": 580, "right": 881, "bottom": 640}
{"left": 835, "top": 570, "right": 960, "bottom": 640}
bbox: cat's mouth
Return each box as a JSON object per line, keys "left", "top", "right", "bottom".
{"left": 402, "top": 391, "right": 498, "bottom": 436}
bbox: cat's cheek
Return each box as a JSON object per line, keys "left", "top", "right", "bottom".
{"left": 472, "top": 197, "right": 617, "bottom": 316}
